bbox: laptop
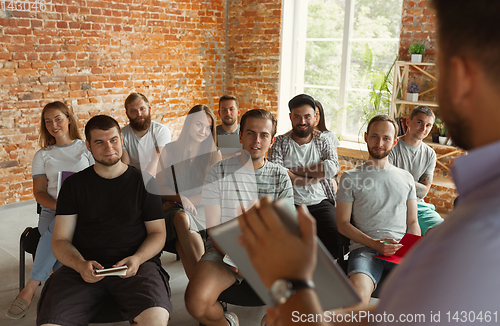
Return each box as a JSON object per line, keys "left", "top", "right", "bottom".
{"left": 208, "top": 198, "right": 361, "bottom": 310}
{"left": 217, "top": 134, "right": 242, "bottom": 155}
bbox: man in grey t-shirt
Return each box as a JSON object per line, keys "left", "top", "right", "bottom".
{"left": 216, "top": 95, "right": 242, "bottom": 158}
{"left": 337, "top": 115, "right": 420, "bottom": 305}
{"left": 389, "top": 106, "right": 444, "bottom": 235}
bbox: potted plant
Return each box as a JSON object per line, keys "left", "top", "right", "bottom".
{"left": 406, "top": 81, "right": 420, "bottom": 102}
{"left": 434, "top": 118, "right": 448, "bottom": 144}
{"left": 409, "top": 41, "right": 425, "bottom": 63}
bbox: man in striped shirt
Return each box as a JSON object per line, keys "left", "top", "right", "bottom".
{"left": 185, "top": 109, "right": 293, "bottom": 326}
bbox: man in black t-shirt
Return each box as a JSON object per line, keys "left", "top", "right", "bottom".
{"left": 37, "top": 115, "right": 172, "bottom": 326}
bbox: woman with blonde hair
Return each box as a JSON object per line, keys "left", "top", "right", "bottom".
{"left": 156, "top": 105, "right": 221, "bottom": 279}
{"left": 6, "top": 101, "right": 93, "bottom": 319}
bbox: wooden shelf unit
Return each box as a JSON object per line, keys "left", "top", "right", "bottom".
{"left": 390, "top": 61, "right": 437, "bottom": 119}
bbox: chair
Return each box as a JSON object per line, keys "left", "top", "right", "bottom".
{"left": 19, "top": 226, "right": 126, "bottom": 323}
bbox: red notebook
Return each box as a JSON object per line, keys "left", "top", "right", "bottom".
{"left": 374, "top": 233, "right": 422, "bottom": 264}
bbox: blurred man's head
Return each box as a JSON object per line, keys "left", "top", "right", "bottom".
{"left": 431, "top": 0, "right": 500, "bottom": 150}
{"left": 218, "top": 95, "right": 240, "bottom": 127}
{"left": 125, "top": 92, "right": 151, "bottom": 132}
{"left": 365, "top": 115, "right": 399, "bottom": 160}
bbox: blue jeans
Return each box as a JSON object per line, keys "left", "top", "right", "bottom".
{"left": 348, "top": 247, "right": 395, "bottom": 289}
{"left": 29, "top": 207, "right": 62, "bottom": 282}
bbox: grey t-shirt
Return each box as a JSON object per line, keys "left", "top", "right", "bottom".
{"left": 201, "top": 155, "right": 294, "bottom": 225}
{"left": 388, "top": 139, "right": 436, "bottom": 202}
{"left": 337, "top": 163, "right": 417, "bottom": 251}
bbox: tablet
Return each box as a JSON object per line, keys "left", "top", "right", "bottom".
{"left": 208, "top": 198, "right": 361, "bottom": 310}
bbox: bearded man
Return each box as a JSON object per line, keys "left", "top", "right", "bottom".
{"left": 121, "top": 92, "right": 171, "bottom": 176}
{"left": 268, "top": 93, "right": 341, "bottom": 258}
{"left": 336, "top": 115, "right": 420, "bottom": 305}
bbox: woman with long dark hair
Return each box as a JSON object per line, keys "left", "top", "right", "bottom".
{"left": 6, "top": 102, "right": 93, "bottom": 319}
{"left": 156, "top": 105, "right": 220, "bottom": 279}
{"left": 314, "top": 99, "right": 340, "bottom": 148}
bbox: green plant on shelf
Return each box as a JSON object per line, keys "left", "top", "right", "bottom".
{"left": 409, "top": 41, "right": 425, "bottom": 55}
{"left": 434, "top": 118, "right": 447, "bottom": 136}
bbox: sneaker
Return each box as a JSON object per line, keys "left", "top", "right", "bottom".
{"left": 224, "top": 312, "right": 239, "bottom": 326}
{"left": 5, "top": 297, "right": 29, "bottom": 319}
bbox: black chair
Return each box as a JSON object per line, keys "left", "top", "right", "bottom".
{"left": 19, "top": 226, "right": 126, "bottom": 323}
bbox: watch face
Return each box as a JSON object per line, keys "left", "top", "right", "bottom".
{"left": 271, "top": 279, "right": 292, "bottom": 305}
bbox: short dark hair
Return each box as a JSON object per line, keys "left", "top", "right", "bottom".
{"left": 85, "top": 115, "right": 121, "bottom": 142}
{"left": 240, "top": 109, "right": 278, "bottom": 138}
{"left": 125, "top": 92, "right": 149, "bottom": 110}
{"left": 218, "top": 95, "right": 239, "bottom": 109}
{"left": 366, "top": 115, "right": 398, "bottom": 139}
{"left": 409, "top": 106, "right": 435, "bottom": 120}
{"left": 430, "top": 0, "right": 500, "bottom": 85}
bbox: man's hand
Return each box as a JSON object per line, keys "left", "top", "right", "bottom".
{"left": 76, "top": 260, "right": 105, "bottom": 283}
{"left": 373, "top": 238, "right": 402, "bottom": 256}
{"left": 237, "top": 196, "right": 317, "bottom": 288}
{"left": 180, "top": 195, "right": 197, "bottom": 216}
{"left": 114, "top": 255, "right": 141, "bottom": 278}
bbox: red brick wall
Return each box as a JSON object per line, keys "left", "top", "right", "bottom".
{"left": 0, "top": 0, "right": 228, "bottom": 205}
{"left": 226, "top": 0, "right": 281, "bottom": 115}
{"left": 398, "top": 0, "right": 436, "bottom": 62}
{"left": 0, "top": 0, "right": 284, "bottom": 206}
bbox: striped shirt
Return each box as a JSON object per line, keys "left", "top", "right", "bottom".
{"left": 201, "top": 155, "right": 294, "bottom": 224}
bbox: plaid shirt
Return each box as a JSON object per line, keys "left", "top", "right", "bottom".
{"left": 268, "top": 129, "right": 338, "bottom": 203}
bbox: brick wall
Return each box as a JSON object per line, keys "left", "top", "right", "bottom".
{"left": 0, "top": 0, "right": 283, "bottom": 206}
{"left": 226, "top": 0, "right": 281, "bottom": 115}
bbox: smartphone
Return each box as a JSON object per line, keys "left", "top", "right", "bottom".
{"left": 93, "top": 265, "right": 128, "bottom": 277}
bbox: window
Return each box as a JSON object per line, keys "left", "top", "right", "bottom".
{"left": 279, "top": 0, "right": 403, "bottom": 141}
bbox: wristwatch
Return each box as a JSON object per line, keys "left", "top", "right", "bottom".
{"left": 270, "top": 279, "right": 315, "bottom": 306}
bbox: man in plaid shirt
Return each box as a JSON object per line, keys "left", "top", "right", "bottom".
{"left": 268, "top": 94, "right": 340, "bottom": 258}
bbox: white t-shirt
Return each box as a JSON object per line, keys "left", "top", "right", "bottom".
{"left": 122, "top": 121, "right": 171, "bottom": 170}
{"left": 32, "top": 139, "right": 94, "bottom": 199}
{"left": 283, "top": 140, "right": 328, "bottom": 205}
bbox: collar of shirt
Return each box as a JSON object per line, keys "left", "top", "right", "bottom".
{"left": 451, "top": 139, "right": 500, "bottom": 198}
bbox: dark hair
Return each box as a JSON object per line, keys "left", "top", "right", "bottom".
{"left": 218, "top": 95, "right": 239, "bottom": 109}
{"left": 430, "top": 0, "right": 500, "bottom": 85}
{"left": 409, "top": 106, "right": 435, "bottom": 120}
{"left": 125, "top": 92, "right": 149, "bottom": 110}
{"left": 314, "top": 100, "right": 329, "bottom": 132}
{"left": 240, "top": 109, "right": 278, "bottom": 138}
{"left": 85, "top": 115, "right": 121, "bottom": 142}
{"left": 366, "top": 115, "right": 399, "bottom": 139}
{"left": 39, "top": 101, "right": 81, "bottom": 148}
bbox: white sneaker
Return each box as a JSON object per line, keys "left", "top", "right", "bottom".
{"left": 224, "top": 312, "right": 239, "bottom": 326}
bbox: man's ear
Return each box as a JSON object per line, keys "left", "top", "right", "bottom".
{"left": 449, "top": 56, "right": 473, "bottom": 108}
{"left": 289, "top": 112, "right": 292, "bottom": 122}
{"left": 364, "top": 132, "right": 368, "bottom": 143}
{"left": 239, "top": 130, "right": 243, "bottom": 144}
{"left": 392, "top": 136, "right": 399, "bottom": 148}
{"left": 270, "top": 136, "right": 276, "bottom": 147}
{"left": 86, "top": 140, "right": 91, "bottom": 152}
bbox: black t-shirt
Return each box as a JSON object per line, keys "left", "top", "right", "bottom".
{"left": 56, "top": 165, "right": 163, "bottom": 267}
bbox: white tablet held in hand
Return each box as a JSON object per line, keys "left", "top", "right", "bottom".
{"left": 208, "top": 198, "right": 361, "bottom": 310}
{"left": 93, "top": 266, "right": 128, "bottom": 277}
